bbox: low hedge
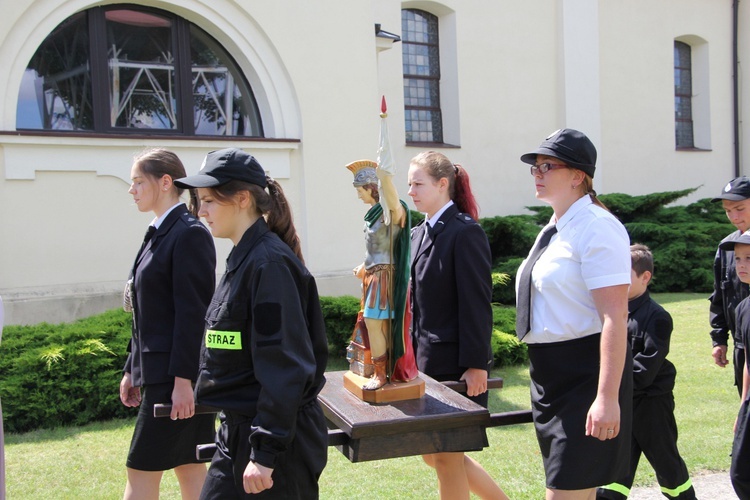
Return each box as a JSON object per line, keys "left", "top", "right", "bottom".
{"left": 0, "top": 309, "right": 133, "bottom": 433}
{"left": 0, "top": 299, "right": 524, "bottom": 433}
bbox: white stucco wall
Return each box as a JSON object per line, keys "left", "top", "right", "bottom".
{"left": 599, "top": 0, "right": 736, "bottom": 197}
{"left": 0, "top": 0, "right": 745, "bottom": 324}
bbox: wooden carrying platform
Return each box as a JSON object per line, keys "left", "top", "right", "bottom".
{"left": 319, "top": 371, "right": 491, "bottom": 462}
{"left": 154, "top": 373, "right": 532, "bottom": 464}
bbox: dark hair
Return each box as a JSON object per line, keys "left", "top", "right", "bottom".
{"left": 630, "top": 243, "right": 653, "bottom": 276}
{"left": 360, "top": 182, "right": 379, "bottom": 202}
{"left": 208, "top": 177, "right": 304, "bottom": 263}
{"left": 410, "top": 151, "right": 480, "bottom": 220}
{"left": 134, "top": 148, "right": 199, "bottom": 216}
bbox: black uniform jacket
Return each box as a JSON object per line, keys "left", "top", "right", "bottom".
{"left": 629, "top": 290, "right": 676, "bottom": 398}
{"left": 710, "top": 230, "right": 749, "bottom": 348}
{"left": 194, "top": 219, "right": 328, "bottom": 467}
{"left": 738, "top": 297, "right": 750, "bottom": 370}
{"left": 125, "top": 204, "right": 216, "bottom": 387}
{"left": 410, "top": 204, "right": 494, "bottom": 377}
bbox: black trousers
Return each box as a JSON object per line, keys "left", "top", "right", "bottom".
{"left": 732, "top": 399, "right": 750, "bottom": 499}
{"left": 597, "top": 393, "right": 695, "bottom": 499}
{"left": 200, "top": 405, "right": 327, "bottom": 500}
{"left": 735, "top": 346, "right": 746, "bottom": 398}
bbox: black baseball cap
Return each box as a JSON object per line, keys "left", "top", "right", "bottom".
{"left": 174, "top": 148, "right": 267, "bottom": 189}
{"left": 520, "top": 128, "right": 597, "bottom": 178}
{"left": 712, "top": 177, "right": 750, "bottom": 202}
{"left": 720, "top": 231, "right": 750, "bottom": 250}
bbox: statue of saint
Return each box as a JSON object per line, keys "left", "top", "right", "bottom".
{"left": 346, "top": 160, "right": 417, "bottom": 390}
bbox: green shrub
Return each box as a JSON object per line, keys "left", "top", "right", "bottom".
{"left": 319, "top": 295, "right": 360, "bottom": 357}
{"left": 480, "top": 215, "right": 538, "bottom": 262}
{"left": 492, "top": 304, "right": 516, "bottom": 333}
{"left": 0, "top": 309, "right": 133, "bottom": 433}
{"left": 490, "top": 304, "right": 527, "bottom": 365}
{"left": 483, "top": 189, "right": 734, "bottom": 298}
{"left": 491, "top": 330, "right": 528, "bottom": 367}
{"left": 0, "top": 299, "right": 531, "bottom": 433}
{"left": 491, "top": 272, "right": 511, "bottom": 305}
{"left": 410, "top": 210, "right": 425, "bottom": 226}
{"left": 492, "top": 263, "right": 520, "bottom": 305}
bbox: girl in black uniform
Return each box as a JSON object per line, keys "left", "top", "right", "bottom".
{"left": 175, "top": 148, "right": 328, "bottom": 499}
{"left": 122, "top": 148, "right": 216, "bottom": 499}
{"left": 408, "top": 151, "right": 508, "bottom": 500}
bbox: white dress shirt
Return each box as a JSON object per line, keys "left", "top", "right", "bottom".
{"left": 517, "top": 195, "right": 631, "bottom": 344}
{"left": 151, "top": 202, "right": 182, "bottom": 229}
{"left": 425, "top": 200, "right": 455, "bottom": 229}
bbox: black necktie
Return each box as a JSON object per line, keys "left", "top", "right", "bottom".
{"left": 140, "top": 225, "right": 157, "bottom": 251}
{"left": 417, "top": 223, "right": 432, "bottom": 254}
{"left": 516, "top": 224, "right": 557, "bottom": 340}
{"left": 132, "top": 226, "right": 156, "bottom": 274}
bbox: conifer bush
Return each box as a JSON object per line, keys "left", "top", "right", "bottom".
{"left": 0, "top": 309, "right": 133, "bottom": 433}
{"left": 492, "top": 330, "right": 528, "bottom": 366}
{"left": 319, "top": 295, "right": 360, "bottom": 357}
{"left": 487, "top": 189, "right": 734, "bottom": 302}
{"left": 0, "top": 297, "right": 526, "bottom": 432}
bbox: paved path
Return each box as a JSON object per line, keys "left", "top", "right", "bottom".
{"left": 629, "top": 471, "right": 737, "bottom": 499}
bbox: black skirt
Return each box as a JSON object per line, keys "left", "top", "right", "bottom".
{"left": 528, "top": 333, "right": 633, "bottom": 490}
{"left": 126, "top": 382, "right": 216, "bottom": 471}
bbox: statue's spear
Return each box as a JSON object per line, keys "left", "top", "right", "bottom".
{"left": 377, "top": 96, "right": 395, "bottom": 225}
{"left": 376, "top": 96, "right": 397, "bottom": 380}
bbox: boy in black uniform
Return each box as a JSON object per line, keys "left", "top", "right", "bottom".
{"left": 710, "top": 177, "right": 750, "bottom": 397}
{"left": 175, "top": 149, "right": 328, "bottom": 499}
{"left": 598, "top": 244, "right": 695, "bottom": 500}
{"left": 721, "top": 231, "right": 750, "bottom": 498}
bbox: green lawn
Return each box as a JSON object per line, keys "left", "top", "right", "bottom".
{"left": 5, "top": 293, "right": 739, "bottom": 499}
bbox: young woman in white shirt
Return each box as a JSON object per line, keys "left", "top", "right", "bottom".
{"left": 517, "top": 129, "right": 632, "bottom": 499}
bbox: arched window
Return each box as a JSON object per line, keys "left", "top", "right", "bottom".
{"left": 402, "top": 9, "right": 442, "bottom": 144}
{"left": 674, "top": 41, "right": 693, "bottom": 148}
{"left": 16, "top": 5, "right": 263, "bottom": 137}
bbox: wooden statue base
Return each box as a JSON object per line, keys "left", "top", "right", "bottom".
{"left": 320, "top": 371, "right": 490, "bottom": 462}
{"left": 343, "top": 371, "right": 425, "bottom": 403}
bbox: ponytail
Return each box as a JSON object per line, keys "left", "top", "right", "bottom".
{"left": 583, "top": 175, "right": 609, "bottom": 212}
{"left": 453, "top": 165, "right": 479, "bottom": 220}
{"left": 187, "top": 189, "right": 200, "bottom": 217}
{"left": 410, "top": 151, "right": 480, "bottom": 220}
{"left": 208, "top": 178, "right": 305, "bottom": 263}
{"left": 263, "top": 177, "right": 304, "bottom": 264}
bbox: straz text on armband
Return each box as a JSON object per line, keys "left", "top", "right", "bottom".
{"left": 205, "top": 330, "right": 242, "bottom": 349}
